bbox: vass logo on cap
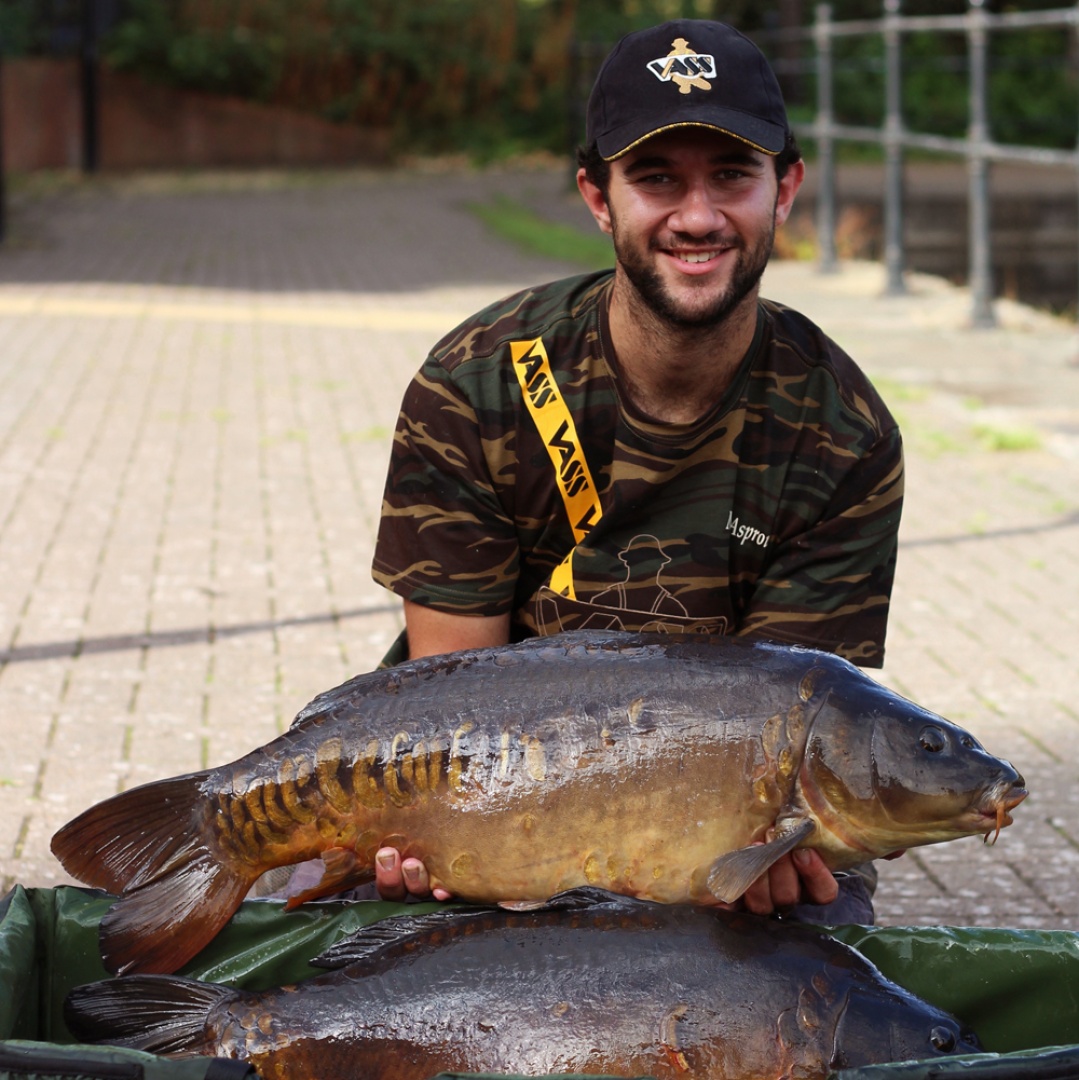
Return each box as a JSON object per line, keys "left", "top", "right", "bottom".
{"left": 646, "top": 38, "right": 716, "bottom": 95}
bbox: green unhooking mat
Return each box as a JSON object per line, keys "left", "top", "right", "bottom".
{"left": 2, "top": 884, "right": 1079, "bottom": 1079}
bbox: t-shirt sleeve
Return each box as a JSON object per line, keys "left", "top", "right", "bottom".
{"left": 371, "top": 363, "right": 520, "bottom": 615}
{"left": 735, "top": 428, "right": 904, "bottom": 668}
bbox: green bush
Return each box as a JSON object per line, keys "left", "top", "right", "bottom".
{"left": 94, "top": 0, "right": 778, "bottom": 158}
{"left": 104, "top": 0, "right": 284, "bottom": 100}
{"left": 97, "top": 0, "right": 579, "bottom": 156}
{"left": 18, "top": 0, "right": 1067, "bottom": 160}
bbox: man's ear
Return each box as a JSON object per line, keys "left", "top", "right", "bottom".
{"left": 774, "top": 158, "right": 805, "bottom": 228}
{"left": 577, "top": 167, "right": 613, "bottom": 236}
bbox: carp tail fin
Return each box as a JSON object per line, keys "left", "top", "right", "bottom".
{"left": 65, "top": 974, "right": 230, "bottom": 1056}
{"left": 51, "top": 773, "right": 214, "bottom": 893}
{"left": 707, "top": 818, "right": 816, "bottom": 902}
{"left": 51, "top": 773, "right": 257, "bottom": 975}
{"left": 99, "top": 847, "right": 253, "bottom": 975}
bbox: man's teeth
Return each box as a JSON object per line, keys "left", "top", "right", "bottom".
{"left": 677, "top": 251, "right": 716, "bottom": 264}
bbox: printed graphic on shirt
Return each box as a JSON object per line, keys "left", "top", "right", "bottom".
{"left": 726, "top": 511, "right": 772, "bottom": 550}
{"left": 592, "top": 534, "right": 688, "bottom": 616}
{"left": 530, "top": 533, "right": 731, "bottom": 638}
{"left": 647, "top": 38, "right": 716, "bottom": 94}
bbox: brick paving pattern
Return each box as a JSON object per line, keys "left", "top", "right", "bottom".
{"left": 0, "top": 165, "right": 1077, "bottom": 929}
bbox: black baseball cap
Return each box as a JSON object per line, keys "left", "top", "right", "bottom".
{"left": 586, "top": 20, "right": 791, "bottom": 161}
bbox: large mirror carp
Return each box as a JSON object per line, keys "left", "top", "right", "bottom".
{"left": 51, "top": 630, "right": 1026, "bottom": 976}
{"left": 64, "top": 889, "right": 984, "bottom": 1080}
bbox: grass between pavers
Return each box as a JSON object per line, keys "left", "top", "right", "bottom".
{"left": 468, "top": 195, "right": 614, "bottom": 269}
{"left": 876, "top": 379, "right": 1047, "bottom": 459}
{"left": 971, "top": 422, "right": 1043, "bottom": 452}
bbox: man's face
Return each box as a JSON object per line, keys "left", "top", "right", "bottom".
{"left": 580, "top": 129, "right": 802, "bottom": 329}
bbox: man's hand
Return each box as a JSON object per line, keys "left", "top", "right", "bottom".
{"left": 374, "top": 847, "right": 453, "bottom": 902}
{"left": 736, "top": 848, "right": 839, "bottom": 915}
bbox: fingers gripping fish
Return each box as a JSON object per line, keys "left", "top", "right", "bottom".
{"left": 51, "top": 631, "right": 1027, "bottom": 976}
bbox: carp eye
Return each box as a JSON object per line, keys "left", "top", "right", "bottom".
{"left": 919, "top": 726, "right": 946, "bottom": 753}
{"left": 930, "top": 1025, "right": 957, "bottom": 1052}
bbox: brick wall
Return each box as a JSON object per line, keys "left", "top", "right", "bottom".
{"left": 2, "top": 58, "right": 83, "bottom": 170}
{"left": 2, "top": 58, "right": 391, "bottom": 171}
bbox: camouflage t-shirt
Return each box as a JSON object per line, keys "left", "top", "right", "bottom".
{"left": 373, "top": 271, "right": 903, "bottom": 667}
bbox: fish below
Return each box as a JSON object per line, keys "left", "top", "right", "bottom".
{"left": 51, "top": 630, "right": 1027, "bottom": 976}
{"left": 64, "top": 888, "right": 985, "bottom": 1080}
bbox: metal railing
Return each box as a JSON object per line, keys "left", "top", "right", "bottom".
{"left": 801, "top": 0, "right": 1079, "bottom": 328}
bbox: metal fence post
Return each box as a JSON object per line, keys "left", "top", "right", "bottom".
{"left": 0, "top": 37, "right": 5, "bottom": 246}
{"left": 567, "top": 36, "right": 582, "bottom": 191}
{"left": 814, "top": 3, "right": 839, "bottom": 273}
{"left": 81, "top": 0, "right": 100, "bottom": 173}
{"left": 967, "top": 0, "right": 996, "bottom": 327}
{"left": 883, "top": 0, "right": 906, "bottom": 295}
{"left": 1075, "top": 1, "right": 1079, "bottom": 348}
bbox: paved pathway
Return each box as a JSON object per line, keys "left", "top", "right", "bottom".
{"left": 1, "top": 164, "right": 1077, "bottom": 929}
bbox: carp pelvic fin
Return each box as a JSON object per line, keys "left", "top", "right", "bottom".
{"left": 283, "top": 847, "right": 369, "bottom": 909}
{"left": 706, "top": 818, "right": 816, "bottom": 903}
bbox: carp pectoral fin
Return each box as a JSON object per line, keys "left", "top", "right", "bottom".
{"left": 283, "top": 847, "right": 369, "bottom": 909}
{"left": 706, "top": 819, "right": 817, "bottom": 903}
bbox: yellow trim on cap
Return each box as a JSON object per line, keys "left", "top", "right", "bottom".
{"left": 602, "top": 121, "right": 781, "bottom": 161}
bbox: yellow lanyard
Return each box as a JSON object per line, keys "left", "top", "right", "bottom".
{"left": 511, "top": 337, "right": 602, "bottom": 599}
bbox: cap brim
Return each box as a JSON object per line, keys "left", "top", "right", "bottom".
{"left": 598, "top": 112, "right": 788, "bottom": 160}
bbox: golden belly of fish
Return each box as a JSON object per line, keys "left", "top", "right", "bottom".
{"left": 213, "top": 707, "right": 780, "bottom": 904}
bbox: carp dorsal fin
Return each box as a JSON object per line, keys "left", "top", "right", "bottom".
{"left": 310, "top": 888, "right": 634, "bottom": 971}
{"left": 310, "top": 905, "right": 493, "bottom": 970}
{"left": 499, "top": 886, "right": 628, "bottom": 913}
{"left": 706, "top": 818, "right": 816, "bottom": 903}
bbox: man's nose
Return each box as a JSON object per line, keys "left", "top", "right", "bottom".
{"left": 668, "top": 183, "right": 726, "bottom": 236}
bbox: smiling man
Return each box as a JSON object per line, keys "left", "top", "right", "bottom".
{"left": 369, "top": 21, "right": 905, "bottom": 922}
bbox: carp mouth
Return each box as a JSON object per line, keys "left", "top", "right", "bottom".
{"left": 975, "top": 781, "right": 1028, "bottom": 845}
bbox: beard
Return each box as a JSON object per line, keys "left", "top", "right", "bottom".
{"left": 611, "top": 218, "right": 775, "bottom": 330}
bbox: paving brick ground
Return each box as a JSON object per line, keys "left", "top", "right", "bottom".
{"left": 1, "top": 164, "right": 1077, "bottom": 929}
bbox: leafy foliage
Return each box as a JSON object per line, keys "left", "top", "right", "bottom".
{"left": 104, "top": 0, "right": 284, "bottom": 100}
{"left": 5, "top": 0, "right": 1077, "bottom": 157}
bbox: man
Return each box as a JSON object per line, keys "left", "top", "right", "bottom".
{"left": 368, "top": 20, "right": 904, "bottom": 919}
